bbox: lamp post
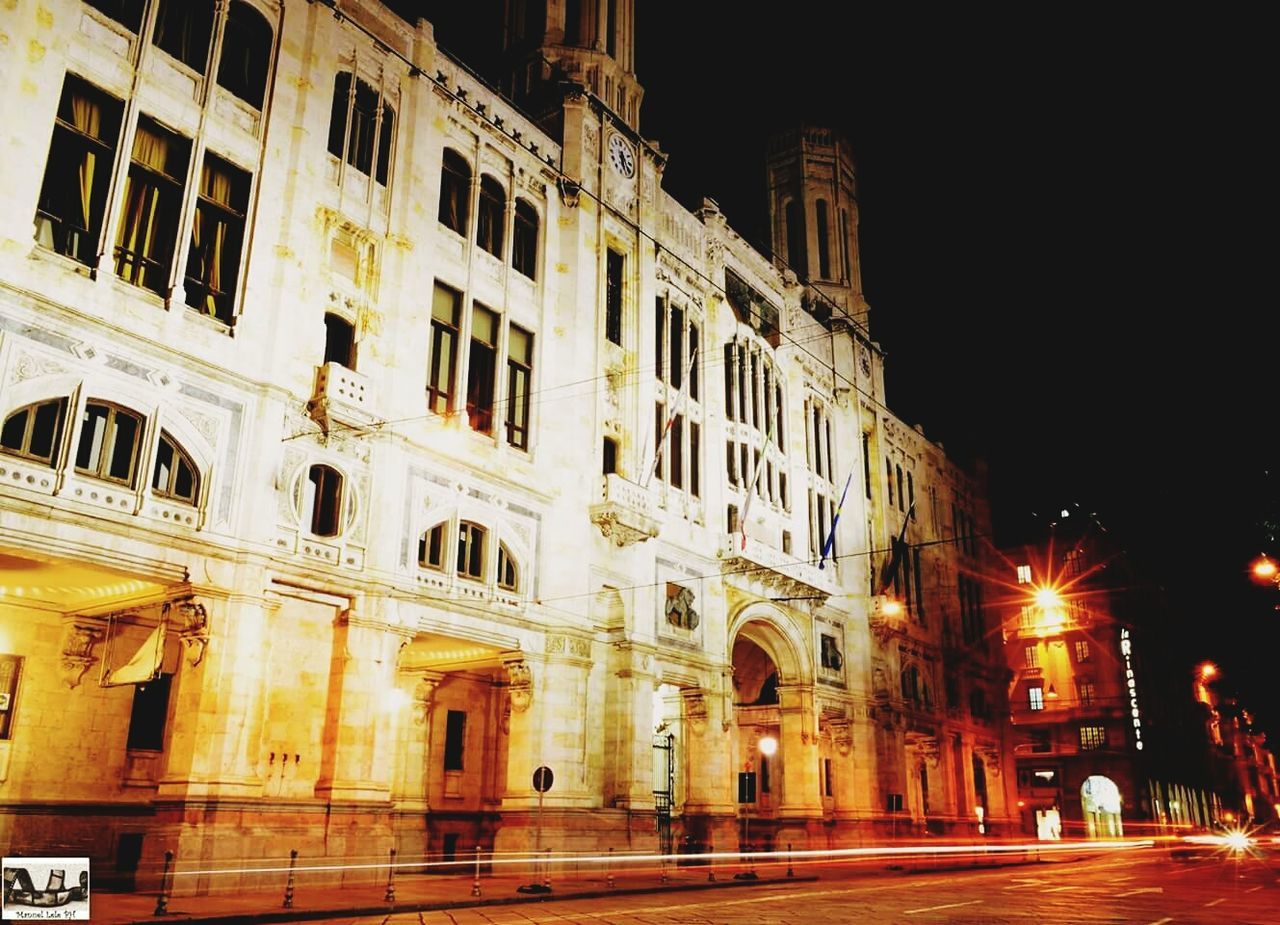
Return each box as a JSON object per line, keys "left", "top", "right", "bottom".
{"left": 737, "top": 735, "right": 778, "bottom": 880}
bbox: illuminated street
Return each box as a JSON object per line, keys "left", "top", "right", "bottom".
{"left": 298, "top": 850, "right": 1280, "bottom": 925}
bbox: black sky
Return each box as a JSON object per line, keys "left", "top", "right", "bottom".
{"left": 417, "top": 3, "right": 1278, "bottom": 727}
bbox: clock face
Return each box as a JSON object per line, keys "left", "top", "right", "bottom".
{"left": 607, "top": 133, "right": 636, "bottom": 178}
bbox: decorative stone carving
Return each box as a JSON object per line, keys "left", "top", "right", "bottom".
{"left": 907, "top": 733, "right": 941, "bottom": 767}
{"left": 682, "top": 688, "right": 708, "bottom": 734}
{"left": 664, "top": 583, "right": 699, "bottom": 631}
{"left": 60, "top": 623, "right": 104, "bottom": 688}
{"left": 975, "top": 743, "right": 1002, "bottom": 776}
{"left": 175, "top": 599, "right": 210, "bottom": 667}
{"left": 411, "top": 676, "right": 439, "bottom": 727}
{"left": 504, "top": 658, "right": 533, "bottom": 713}
{"left": 829, "top": 719, "right": 852, "bottom": 756}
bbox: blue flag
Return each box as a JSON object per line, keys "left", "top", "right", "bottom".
{"left": 818, "top": 469, "right": 856, "bottom": 570}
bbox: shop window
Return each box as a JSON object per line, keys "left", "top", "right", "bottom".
{"left": 184, "top": 153, "right": 249, "bottom": 322}
{"left": 126, "top": 673, "right": 172, "bottom": 751}
{"left": 114, "top": 117, "right": 191, "bottom": 295}
{"left": 457, "top": 521, "right": 485, "bottom": 581}
{"left": 216, "top": 1, "right": 273, "bottom": 109}
{"left": 512, "top": 199, "right": 538, "bottom": 278}
{"left": 477, "top": 176, "right": 505, "bottom": 257}
{"left": 151, "top": 431, "right": 199, "bottom": 504}
{"left": 75, "top": 401, "right": 145, "bottom": 485}
{"left": 153, "top": 1, "right": 214, "bottom": 73}
{"left": 34, "top": 75, "right": 123, "bottom": 266}
{"left": 327, "top": 72, "right": 394, "bottom": 184}
{"left": 1, "top": 399, "right": 67, "bottom": 466}
{"left": 418, "top": 523, "right": 446, "bottom": 570}
{"left": 438, "top": 149, "right": 469, "bottom": 234}
{"left": 306, "top": 464, "right": 342, "bottom": 537}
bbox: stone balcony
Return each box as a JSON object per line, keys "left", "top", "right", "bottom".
{"left": 717, "top": 534, "right": 837, "bottom": 602}
{"left": 308, "top": 362, "right": 374, "bottom": 435}
{"left": 589, "top": 474, "right": 660, "bottom": 546}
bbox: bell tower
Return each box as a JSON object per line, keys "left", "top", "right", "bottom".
{"left": 765, "top": 127, "right": 868, "bottom": 329}
{"left": 501, "top": 0, "right": 644, "bottom": 133}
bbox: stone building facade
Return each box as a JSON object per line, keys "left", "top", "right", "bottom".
{"left": 0, "top": 0, "right": 1013, "bottom": 889}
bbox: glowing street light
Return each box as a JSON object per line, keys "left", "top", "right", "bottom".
{"left": 1250, "top": 554, "right": 1278, "bottom": 584}
{"left": 1199, "top": 662, "right": 1218, "bottom": 681}
{"left": 758, "top": 735, "right": 778, "bottom": 757}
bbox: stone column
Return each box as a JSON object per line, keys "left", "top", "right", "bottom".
{"left": 681, "top": 680, "right": 735, "bottom": 817}
{"left": 602, "top": 644, "right": 655, "bottom": 810}
{"left": 157, "top": 593, "right": 272, "bottom": 799}
{"left": 313, "top": 612, "right": 405, "bottom": 802}
{"left": 498, "top": 652, "right": 541, "bottom": 810}
{"left": 776, "top": 683, "right": 822, "bottom": 818}
{"left": 392, "top": 669, "right": 442, "bottom": 811}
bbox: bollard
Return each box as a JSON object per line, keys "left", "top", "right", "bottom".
{"left": 787, "top": 842, "right": 794, "bottom": 878}
{"left": 606, "top": 846, "right": 615, "bottom": 889}
{"left": 154, "top": 849, "right": 173, "bottom": 916}
{"left": 282, "top": 849, "right": 297, "bottom": 909}
{"left": 472, "top": 844, "right": 482, "bottom": 897}
{"left": 384, "top": 847, "right": 397, "bottom": 903}
{"left": 541, "top": 847, "right": 551, "bottom": 891}
{"left": 707, "top": 840, "right": 715, "bottom": 882}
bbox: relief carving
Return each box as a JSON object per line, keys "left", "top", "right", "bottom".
{"left": 504, "top": 658, "right": 533, "bottom": 713}
{"left": 682, "top": 688, "right": 708, "bottom": 734}
{"left": 175, "top": 599, "right": 210, "bottom": 667}
{"left": 60, "top": 622, "right": 104, "bottom": 688}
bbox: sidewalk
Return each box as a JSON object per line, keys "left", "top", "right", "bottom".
{"left": 89, "top": 858, "right": 817, "bottom": 924}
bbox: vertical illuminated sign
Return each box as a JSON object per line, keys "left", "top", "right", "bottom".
{"left": 1119, "top": 628, "right": 1143, "bottom": 751}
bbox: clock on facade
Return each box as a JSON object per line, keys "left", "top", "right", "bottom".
{"left": 607, "top": 133, "right": 636, "bottom": 178}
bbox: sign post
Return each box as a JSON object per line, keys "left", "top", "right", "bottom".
{"left": 518, "top": 766, "right": 554, "bottom": 894}
{"left": 734, "top": 770, "right": 758, "bottom": 880}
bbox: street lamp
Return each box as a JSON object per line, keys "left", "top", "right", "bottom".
{"left": 738, "top": 735, "right": 779, "bottom": 880}
{"left": 1249, "top": 554, "right": 1278, "bottom": 585}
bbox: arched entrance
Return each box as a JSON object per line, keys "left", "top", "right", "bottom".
{"left": 1081, "top": 775, "right": 1123, "bottom": 838}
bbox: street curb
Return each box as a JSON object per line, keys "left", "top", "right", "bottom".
{"left": 124, "top": 874, "right": 822, "bottom": 924}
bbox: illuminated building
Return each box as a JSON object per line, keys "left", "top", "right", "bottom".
{"left": 0, "top": 0, "right": 1011, "bottom": 888}
{"left": 1000, "top": 510, "right": 1229, "bottom": 838}
{"left": 1195, "top": 674, "right": 1280, "bottom": 829}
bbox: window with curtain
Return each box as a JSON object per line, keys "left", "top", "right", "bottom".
{"left": 503, "top": 324, "right": 532, "bottom": 449}
{"left": 152, "top": 431, "right": 199, "bottom": 504}
{"left": 438, "top": 149, "right": 470, "bottom": 234}
{"left": 217, "top": 1, "right": 273, "bottom": 109}
{"left": 1, "top": 399, "right": 68, "bottom": 466}
{"left": 512, "top": 199, "right": 538, "bottom": 278}
{"left": 34, "top": 75, "right": 122, "bottom": 266}
{"left": 428, "top": 284, "right": 461, "bottom": 414}
{"left": 466, "top": 304, "right": 498, "bottom": 433}
{"left": 114, "top": 117, "right": 190, "bottom": 295}
{"left": 75, "top": 401, "right": 145, "bottom": 486}
{"left": 477, "top": 176, "right": 505, "bottom": 257}
{"left": 184, "top": 153, "right": 249, "bottom": 322}
{"left": 83, "top": 0, "right": 145, "bottom": 32}
{"left": 327, "top": 72, "right": 394, "bottom": 184}
{"left": 152, "top": 0, "right": 215, "bottom": 73}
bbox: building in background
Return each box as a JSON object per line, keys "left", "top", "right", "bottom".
{"left": 0, "top": 0, "right": 1011, "bottom": 890}
{"left": 998, "top": 508, "right": 1276, "bottom": 839}
{"left": 1194, "top": 667, "right": 1280, "bottom": 830}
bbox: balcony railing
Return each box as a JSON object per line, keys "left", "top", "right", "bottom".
{"left": 718, "top": 534, "right": 836, "bottom": 601}
{"left": 589, "top": 473, "right": 659, "bottom": 546}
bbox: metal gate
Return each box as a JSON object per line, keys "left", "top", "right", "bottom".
{"left": 653, "top": 733, "right": 675, "bottom": 855}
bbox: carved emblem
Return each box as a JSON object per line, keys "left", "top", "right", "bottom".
{"left": 664, "top": 583, "right": 699, "bottom": 631}
{"left": 504, "top": 659, "right": 533, "bottom": 713}
{"left": 175, "top": 599, "right": 210, "bottom": 667}
{"left": 59, "top": 623, "right": 104, "bottom": 689}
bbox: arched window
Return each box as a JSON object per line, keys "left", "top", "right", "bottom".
{"left": 785, "top": 199, "right": 806, "bottom": 275}
{"left": 512, "top": 199, "right": 539, "bottom": 279}
{"left": 418, "top": 523, "right": 446, "bottom": 570}
{"left": 1, "top": 398, "right": 67, "bottom": 466}
{"left": 815, "top": 198, "right": 830, "bottom": 278}
{"left": 327, "top": 73, "right": 395, "bottom": 184}
{"left": 477, "top": 176, "right": 505, "bottom": 257}
{"left": 456, "top": 521, "right": 486, "bottom": 581}
{"left": 438, "top": 149, "right": 470, "bottom": 234}
{"left": 75, "top": 401, "right": 145, "bottom": 485}
{"left": 217, "top": 1, "right": 273, "bottom": 109}
{"left": 152, "top": 431, "right": 199, "bottom": 504}
{"left": 306, "top": 464, "right": 342, "bottom": 537}
{"left": 497, "top": 543, "right": 518, "bottom": 591}
{"left": 153, "top": 0, "right": 215, "bottom": 73}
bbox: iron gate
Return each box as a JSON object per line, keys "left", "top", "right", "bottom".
{"left": 653, "top": 732, "right": 675, "bottom": 855}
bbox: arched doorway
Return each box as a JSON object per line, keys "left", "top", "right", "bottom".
{"left": 732, "top": 634, "right": 780, "bottom": 850}
{"left": 1081, "top": 775, "right": 1123, "bottom": 838}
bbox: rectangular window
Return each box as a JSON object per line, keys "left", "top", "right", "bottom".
{"left": 114, "top": 117, "right": 190, "bottom": 294}
{"left": 1024, "top": 645, "right": 1040, "bottom": 669}
{"left": 1016, "top": 564, "right": 1032, "bottom": 584}
{"left": 605, "top": 249, "right": 623, "bottom": 345}
{"left": 670, "top": 304, "right": 684, "bottom": 389}
{"left": 428, "top": 284, "right": 461, "bottom": 414}
{"left": 774, "top": 383, "right": 785, "bottom": 453}
{"left": 184, "top": 153, "right": 250, "bottom": 323}
{"left": 779, "top": 471, "right": 788, "bottom": 510}
{"left": 1028, "top": 686, "right": 1044, "bottom": 711}
{"left": 654, "top": 297, "right": 666, "bottom": 382}
{"left": 0, "top": 655, "right": 22, "bottom": 740}
{"left": 907, "top": 471, "right": 915, "bottom": 517}
{"left": 760, "top": 755, "right": 770, "bottom": 794}
{"left": 505, "top": 324, "right": 533, "bottom": 449}
{"left": 1079, "top": 725, "right": 1106, "bottom": 750}
{"left": 862, "top": 432, "right": 872, "bottom": 499}
{"left": 1074, "top": 639, "right": 1091, "bottom": 663}
{"left": 328, "top": 73, "right": 394, "bottom": 184}
{"left": 913, "top": 547, "right": 924, "bottom": 623}
{"left": 466, "top": 304, "right": 498, "bottom": 433}
{"left": 1078, "top": 681, "right": 1096, "bottom": 706}
{"left": 126, "top": 672, "right": 172, "bottom": 751}
{"left": 689, "top": 324, "right": 700, "bottom": 400}
{"left": 35, "top": 75, "right": 123, "bottom": 266}
{"left": 726, "top": 503, "right": 738, "bottom": 534}
{"left": 444, "top": 709, "right": 466, "bottom": 770}
{"left": 654, "top": 402, "right": 665, "bottom": 481}
{"left": 824, "top": 757, "right": 833, "bottom": 797}
{"left": 725, "top": 439, "right": 737, "bottom": 484}
{"left": 689, "top": 421, "right": 700, "bottom": 498}
{"left": 723, "top": 342, "right": 736, "bottom": 422}
{"left": 671, "top": 414, "right": 684, "bottom": 490}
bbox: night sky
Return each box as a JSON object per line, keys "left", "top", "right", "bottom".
{"left": 417, "top": 3, "right": 1278, "bottom": 729}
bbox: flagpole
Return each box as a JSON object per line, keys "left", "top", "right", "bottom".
{"left": 818, "top": 468, "right": 856, "bottom": 570}
{"left": 645, "top": 346, "right": 699, "bottom": 487}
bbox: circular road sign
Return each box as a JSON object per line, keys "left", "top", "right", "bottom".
{"left": 532, "top": 765, "right": 554, "bottom": 793}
